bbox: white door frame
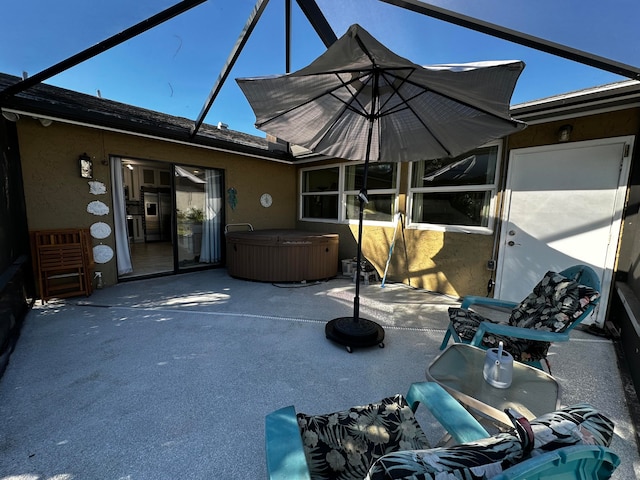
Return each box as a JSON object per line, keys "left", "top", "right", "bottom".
{"left": 496, "top": 136, "right": 634, "bottom": 326}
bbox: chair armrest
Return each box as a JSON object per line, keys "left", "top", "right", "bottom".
{"left": 471, "top": 322, "right": 571, "bottom": 344}
{"left": 265, "top": 406, "right": 311, "bottom": 480}
{"left": 405, "top": 382, "right": 489, "bottom": 444}
{"left": 461, "top": 295, "right": 519, "bottom": 311}
{"left": 491, "top": 445, "right": 619, "bottom": 480}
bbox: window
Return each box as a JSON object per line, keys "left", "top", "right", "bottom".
{"left": 301, "top": 167, "right": 339, "bottom": 220}
{"left": 344, "top": 163, "right": 397, "bottom": 222}
{"left": 142, "top": 168, "right": 155, "bottom": 185}
{"left": 409, "top": 143, "right": 500, "bottom": 233}
{"left": 301, "top": 162, "right": 398, "bottom": 224}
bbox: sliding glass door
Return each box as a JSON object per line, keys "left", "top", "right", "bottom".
{"left": 175, "top": 165, "right": 224, "bottom": 271}
{"left": 115, "top": 157, "right": 224, "bottom": 279}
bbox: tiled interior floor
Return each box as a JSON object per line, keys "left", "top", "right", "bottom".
{"left": 121, "top": 241, "right": 174, "bottom": 277}
{"left": 121, "top": 240, "right": 214, "bottom": 278}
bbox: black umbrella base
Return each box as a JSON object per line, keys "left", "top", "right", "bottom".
{"left": 325, "top": 317, "right": 385, "bottom": 353}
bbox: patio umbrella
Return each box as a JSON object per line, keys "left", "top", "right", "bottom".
{"left": 236, "top": 24, "right": 526, "bottom": 352}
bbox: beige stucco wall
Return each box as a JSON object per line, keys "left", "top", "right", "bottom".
{"left": 361, "top": 222, "right": 494, "bottom": 296}
{"left": 300, "top": 217, "right": 494, "bottom": 297}
{"left": 16, "top": 106, "right": 640, "bottom": 299}
{"left": 17, "top": 118, "right": 297, "bottom": 288}
{"left": 508, "top": 109, "right": 640, "bottom": 150}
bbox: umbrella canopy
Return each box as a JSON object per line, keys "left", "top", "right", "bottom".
{"left": 237, "top": 23, "right": 526, "bottom": 164}
{"left": 236, "top": 24, "right": 526, "bottom": 352}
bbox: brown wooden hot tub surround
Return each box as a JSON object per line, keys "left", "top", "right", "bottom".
{"left": 225, "top": 229, "right": 339, "bottom": 282}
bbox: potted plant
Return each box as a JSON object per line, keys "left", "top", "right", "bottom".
{"left": 185, "top": 207, "right": 204, "bottom": 255}
{"left": 177, "top": 207, "right": 204, "bottom": 254}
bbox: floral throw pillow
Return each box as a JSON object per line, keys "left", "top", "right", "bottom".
{"left": 296, "top": 394, "right": 430, "bottom": 480}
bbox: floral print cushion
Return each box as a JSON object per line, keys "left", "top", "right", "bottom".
{"left": 363, "top": 404, "right": 614, "bottom": 480}
{"left": 529, "top": 403, "right": 615, "bottom": 454}
{"left": 296, "top": 394, "right": 430, "bottom": 480}
{"left": 447, "top": 308, "right": 549, "bottom": 362}
{"left": 448, "top": 271, "right": 599, "bottom": 362}
{"left": 364, "top": 432, "right": 524, "bottom": 480}
{"left": 508, "top": 271, "right": 599, "bottom": 332}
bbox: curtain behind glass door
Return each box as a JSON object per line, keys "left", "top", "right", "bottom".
{"left": 175, "top": 165, "right": 223, "bottom": 269}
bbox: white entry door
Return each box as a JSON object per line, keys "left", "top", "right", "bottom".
{"left": 495, "top": 136, "right": 634, "bottom": 327}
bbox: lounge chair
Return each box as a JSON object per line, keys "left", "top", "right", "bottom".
{"left": 441, "top": 265, "right": 601, "bottom": 371}
{"left": 265, "top": 382, "right": 617, "bottom": 480}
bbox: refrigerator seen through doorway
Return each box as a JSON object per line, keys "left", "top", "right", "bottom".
{"left": 142, "top": 187, "right": 171, "bottom": 242}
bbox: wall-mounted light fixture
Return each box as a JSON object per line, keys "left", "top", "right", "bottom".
{"left": 558, "top": 124, "right": 573, "bottom": 143}
{"left": 79, "top": 153, "right": 93, "bottom": 179}
{"left": 2, "top": 111, "right": 20, "bottom": 122}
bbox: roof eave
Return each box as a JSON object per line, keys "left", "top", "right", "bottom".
{"left": 511, "top": 80, "right": 640, "bottom": 124}
{"left": 0, "top": 72, "right": 298, "bottom": 163}
{"left": 2, "top": 96, "right": 294, "bottom": 162}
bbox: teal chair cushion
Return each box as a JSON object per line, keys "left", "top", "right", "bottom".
{"left": 296, "top": 394, "right": 430, "bottom": 480}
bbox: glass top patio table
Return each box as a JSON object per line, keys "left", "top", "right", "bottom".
{"left": 426, "top": 343, "right": 561, "bottom": 427}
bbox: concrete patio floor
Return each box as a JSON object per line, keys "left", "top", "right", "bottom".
{"left": 0, "top": 268, "right": 638, "bottom": 479}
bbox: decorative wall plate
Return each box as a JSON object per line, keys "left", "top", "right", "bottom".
{"left": 90, "top": 221, "right": 111, "bottom": 239}
{"left": 87, "top": 200, "right": 109, "bottom": 216}
{"left": 88, "top": 181, "right": 107, "bottom": 195}
{"left": 93, "top": 245, "right": 114, "bottom": 264}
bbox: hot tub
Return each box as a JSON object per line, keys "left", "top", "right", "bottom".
{"left": 226, "top": 229, "right": 339, "bottom": 282}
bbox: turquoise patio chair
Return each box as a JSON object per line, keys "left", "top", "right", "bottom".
{"left": 491, "top": 445, "right": 620, "bottom": 480}
{"left": 265, "top": 382, "right": 618, "bottom": 480}
{"left": 266, "top": 382, "right": 490, "bottom": 480}
{"left": 440, "top": 265, "right": 601, "bottom": 370}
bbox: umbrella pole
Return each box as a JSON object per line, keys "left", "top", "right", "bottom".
{"left": 325, "top": 108, "right": 384, "bottom": 353}
{"left": 353, "top": 157, "right": 370, "bottom": 323}
{"left": 353, "top": 98, "right": 376, "bottom": 323}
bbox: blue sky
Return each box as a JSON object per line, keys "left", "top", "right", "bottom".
{"left": 1, "top": 0, "right": 637, "bottom": 137}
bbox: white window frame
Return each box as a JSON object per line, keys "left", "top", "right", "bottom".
{"left": 299, "top": 164, "right": 341, "bottom": 224}
{"left": 300, "top": 162, "right": 400, "bottom": 226}
{"left": 407, "top": 141, "right": 503, "bottom": 235}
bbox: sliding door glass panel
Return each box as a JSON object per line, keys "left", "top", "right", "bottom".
{"left": 175, "top": 165, "right": 223, "bottom": 270}
{"left": 120, "top": 159, "right": 174, "bottom": 278}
